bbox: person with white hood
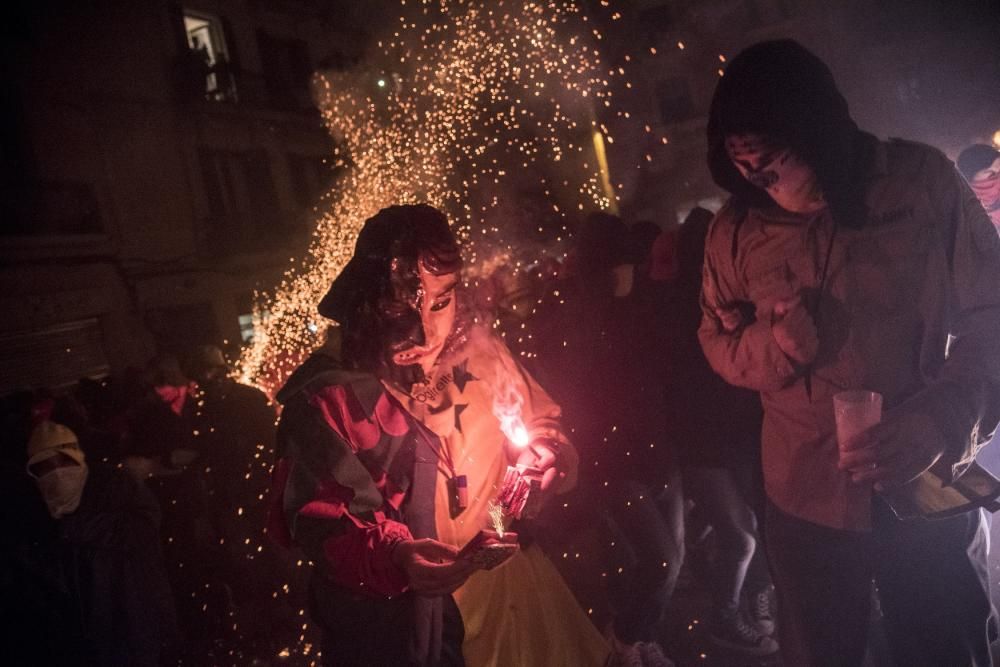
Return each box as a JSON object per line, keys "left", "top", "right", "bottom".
{"left": 23, "top": 419, "right": 177, "bottom": 665}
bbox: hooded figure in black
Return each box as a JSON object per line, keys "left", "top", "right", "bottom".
{"left": 707, "top": 40, "right": 878, "bottom": 232}
{"left": 698, "top": 40, "right": 1000, "bottom": 667}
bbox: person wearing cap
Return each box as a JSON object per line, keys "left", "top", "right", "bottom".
{"left": 957, "top": 144, "right": 1000, "bottom": 232}
{"left": 269, "top": 204, "right": 607, "bottom": 666}
{"left": 185, "top": 344, "right": 280, "bottom": 642}
{"left": 23, "top": 419, "right": 177, "bottom": 665}
{"left": 698, "top": 40, "right": 1000, "bottom": 666}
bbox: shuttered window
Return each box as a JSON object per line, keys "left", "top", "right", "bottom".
{"left": 0, "top": 318, "right": 109, "bottom": 394}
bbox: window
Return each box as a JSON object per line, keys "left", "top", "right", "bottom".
{"left": 676, "top": 197, "right": 723, "bottom": 225}
{"left": 145, "top": 303, "right": 220, "bottom": 356}
{"left": 0, "top": 319, "right": 110, "bottom": 394}
{"left": 2, "top": 180, "right": 103, "bottom": 237}
{"left": 235, "top": 292, "right": 266, "bottom": 344}
{"left": 238, "top": 313, "right": 256, "bottom": 343}
{"left": 287, "top": 153, "right": 335, "bottom": 211}
{"left": 257, "top": 31, "right": 314, "bottom": 110}
{"left": 181, "top": 11, "right": 237, "bottom": 102}
{"left": 198, "top": 148, "right": 283, "bottom": 254}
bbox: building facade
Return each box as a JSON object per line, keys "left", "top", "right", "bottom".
{"left": 1, "top": 0, "right": 368, "bottom": 393}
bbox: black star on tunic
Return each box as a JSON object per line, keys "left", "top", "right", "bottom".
{"left": 454, "top": 403, "right": 468, "bottom": 433}
{"left": 452, "top": 359, "right": 479, "bottom": 393}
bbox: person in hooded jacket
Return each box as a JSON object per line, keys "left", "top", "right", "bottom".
{"left": 698, "top": 40, "right": 1000, "bottom": 666}
{"left": 269, "top": 204, "right": 608, "bottom": 667}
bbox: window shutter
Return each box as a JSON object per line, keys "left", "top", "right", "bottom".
{"left": 167, "top": 4, "right": 188, "bottom": 53}
{"left": 220, "top": 17, "right": 241, "bottom": 72}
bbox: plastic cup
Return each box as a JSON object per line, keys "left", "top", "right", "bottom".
{"left": 833, "top": 390, "right": 883, "bottom": 452}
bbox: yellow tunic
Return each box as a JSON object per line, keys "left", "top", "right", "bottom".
{"left": 384, "top": 328, "right": 609, "bottom": 666}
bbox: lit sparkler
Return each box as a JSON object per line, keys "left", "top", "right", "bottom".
{"left": 488, "top": 501, "right": 507, "bottom": 536}
{"left": 236, "top": 0, "right": 616, "bottom": 394}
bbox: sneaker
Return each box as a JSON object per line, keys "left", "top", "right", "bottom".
{"left": 750, "top": 588, "right": 776, "bottom": 636}
{"left": 638, "top": 641, "right": 676, "bottom": 667}
{"left": 709, "top": 611, "right": 780, "bottom": 656}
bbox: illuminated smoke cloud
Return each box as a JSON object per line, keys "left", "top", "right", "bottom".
{"left": 236, "top": 0, "right": 616, "bottom": 394}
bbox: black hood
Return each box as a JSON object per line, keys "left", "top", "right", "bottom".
{"left": 707, "top": 40, "right": 877, "bottom": 228}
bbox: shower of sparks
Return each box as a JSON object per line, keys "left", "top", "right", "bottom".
{"left": 237, "top": 0, "right": 617, "bottom": 393}
{"left": 488, "top": 501, "right": 507, "bottom": 537}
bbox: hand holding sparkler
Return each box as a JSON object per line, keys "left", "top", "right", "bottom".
{"left": 492, "top": 364, "right": 564, "bottom": 517}
{"left": 514, "top": 441, "right": 561, "bottom": 518}
{"left": 456, "top": 528, "right": 519, "bottom": 571}
{"left": 391, "top": 538, "right": 478, "bottom": 595}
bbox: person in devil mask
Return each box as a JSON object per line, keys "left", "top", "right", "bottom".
{"left": 269, "top": 204, "right": 607, "bottom": 666}
{"left": 698, "top": 40, "right": 1000, "bottom": 666}
{"left": 957, "top": 144, "right": 1000, "bottom": 233}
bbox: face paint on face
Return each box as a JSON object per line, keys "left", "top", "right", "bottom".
{"left": 387, "top": 256, "right": 460, "bottom": 375}
{"left": 726, "top": 134, "right": 827, "bottom": 214}
{"left": 970, "top": 157, "right": 1000, "bottom": 230}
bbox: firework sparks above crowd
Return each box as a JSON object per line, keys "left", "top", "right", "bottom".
{"left": 237, "top": 0, "right": 624, "bottom": 394}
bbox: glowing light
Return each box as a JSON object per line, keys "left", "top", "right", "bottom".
{"left": 493, "top": 370, "right": 531, "bottom": 447}
{"left": 993, "top": 130, "right": 1000, "bottom": 148}
{"left": 488, "top": 501, "right": 506, "bottom": 536}
{"left": 237, "top": 0, "right": 616, "bottom": 394}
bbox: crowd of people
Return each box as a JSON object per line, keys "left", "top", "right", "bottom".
{"left": 1, "top": 346, "right": 304, "bottom": 665}
{"left": 4, "top": 40, "right": 1000, "bottom": 667}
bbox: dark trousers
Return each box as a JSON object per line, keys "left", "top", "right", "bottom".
{"left": 684, "top": 466, "right": 772, "bottom": 613}
{"left": 606, "top": 469, "right": 686, "bottom": 643}
{"left": 312, "top": 580, "right": 465, "bottom": 667}
{"left": 766, "top": 499, "right": 994, "bottom": 667}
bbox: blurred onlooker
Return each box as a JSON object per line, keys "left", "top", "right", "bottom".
{"left": 50, "top": 381, "right": 120, "bottom": 464}
{"left": 652, "top": 208, "right": 778, "bottom": 656}
{"left": 123, "top": 353, "right": 218, "bottom": 652}
{"left": 185, "top": 344, "right": 283, "bottom": 650}
{"left": 626, "top": 219, "right": 662, "bottom": 276}
{"left": 186, "top": 345, "right": 275, "bottom": 508}
{"left": 124, "top": 354, "right": 199, "bottom": 477}
{"left": 532, "top": 211, "right": 679, "bottom": 666}
{"left": 957, "top": 144, "right": 1000, "bottom": 231}
{"left": 13, "top": 418, "right": 177, "bottom": 665}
